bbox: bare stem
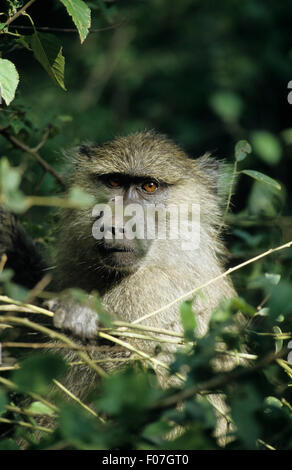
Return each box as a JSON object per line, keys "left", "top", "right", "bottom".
{"left": 134, "top": 239, "right": 292, "bottom": 324}
{"left": 0, "top": 315, "right": 107, "bottom": 378}
{"left": 0, "top": 125, "right": 65, "bottom": 188}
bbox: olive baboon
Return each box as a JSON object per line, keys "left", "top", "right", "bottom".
{"left": 1, "top": 131, "right": 238, "bottom": 439}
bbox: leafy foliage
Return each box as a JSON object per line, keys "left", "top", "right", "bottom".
{"left": 0, "top": 0, "right": 291, "bottom": 451}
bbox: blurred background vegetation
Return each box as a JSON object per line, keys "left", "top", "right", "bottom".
{"left": 1, "top": 0, "right": 292, "bottom": 301}
{"left": 0, "top": 0, "right": 292, "bottom": 450}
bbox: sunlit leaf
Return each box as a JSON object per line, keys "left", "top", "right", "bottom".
{"left": 59, "top": 0, "right": 91, "bottom": 43}
{"left": 68, "top": 186, "right": 95, "bottom": 208}
{"left": 241, "top": 169, "right": 281, "bottom": 190}
{"left": 27, "top": 401, "right": 55, "bottom": 416}
{"left": 273, "top": 326, "right": 283, "bottom": 353}
{"left": 0, "top": 59, "right": 19, "bottom": 106}
{"left": 251, "top": 131, "right": 282, "bottom": 165}
{"left": 180, "top": 300, "right": 196, "bottom": 339}
{"left": 209, "top": 91, "right": 243, "bottom": 122}
{"left": 235, "top": 140, "right": 252, "bottom": 162}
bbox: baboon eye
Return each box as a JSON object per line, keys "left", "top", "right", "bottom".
{"left": 108, "top": 177, "right": 121, "bottom": 188}
{"left": 142, "top": 181, "right": 158, "bottom": 193}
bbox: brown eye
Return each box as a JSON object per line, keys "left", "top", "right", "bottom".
{"left": 108, "top": 178, "right": 120, "bottom": 188}
{"left": 142, "top": 181, "right": 158, "bottom": 193}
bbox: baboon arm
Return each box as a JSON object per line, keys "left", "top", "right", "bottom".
{"left": 0, "top": 207, "right": 45, "bottom": 288}
{"left": 46, "top": 298, "right": 101, "bottom": 341}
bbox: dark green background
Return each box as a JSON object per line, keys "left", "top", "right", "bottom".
{"left": 1, "top": 0, "right": 292, "bottom": 303}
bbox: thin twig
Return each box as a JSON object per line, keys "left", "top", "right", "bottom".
{"left": 9, "top": 23, "right": 123, "bottom": 33}
{"left": 0, "top": 376, "right": 58, "bottom": 413}
{"left": 0, "top": 125, "right": 65, "bottom": 188}
{"left": 32, "top": 126, "right": 51, "bottom": 152}
{"left": 1, "top": 340, "right": 124, "bottom": 353}
{"left": 0, "top": 417, "right": 53, "bottom": 434}
{"left": 98, "top": 331, "right": 185, "bottom": 382}
{"left": 53, "top": 379, "right": 105, "bottom": 422}
{"left": 106, "top": 330, "right": 182, "bottom": 345}
{"left": 112, "top": 321, "right": 184, "bottom": 338}
{"left": 1, "top": 0, "right": 37, "bottom": 28}
{"left": 25, "top": 274, "right": 52, "bottom": 305}
{"left": 257, "top": 439, "right": 276, "bottom": 451}
{"left": 33, "top": 169, "right": 47, "bottom": 195}
{"left": 5, "top": 404, "right": 56, "bottom": 418}
{"left": 0, "top": 315, "right": 107, "bottom": 378}
{"left": 134, "top": 239, "right": 292, "bottom": 325}
{"left": 0, "top": 356, "right": 139, "bottom": 372}
{"left": 0, "top": 295, "right": 54, "bottom": 316}
{"left": 0, "top": 253, "right": 8, "bottom": 272}
{"left": 218, "top": 159, "right": 238, "bottom": 234}
{"left": 151, "top": 347, "right": 288, "bottom": 411}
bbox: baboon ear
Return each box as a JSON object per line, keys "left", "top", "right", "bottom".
{"left": 78, "top": 144, "right": 98, "bottom": 159}
{"left": 195, "top": 153, "right": 232, "bottom": 198}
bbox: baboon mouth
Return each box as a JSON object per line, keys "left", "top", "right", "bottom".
{"left": 99, "top": 245, "right": 135, "bottom": 254}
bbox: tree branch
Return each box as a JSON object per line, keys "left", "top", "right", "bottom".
{"left": 0, "top": 125, "right": 65, "bottom": 188}
{"left": 2, "top": 0, "right": 37, "bottom": 29}
{"left": 134, "top": 239, "right": 292, "bottom": 324}
{"left": 151, "top": 347, "right": 288, "bottom": 411}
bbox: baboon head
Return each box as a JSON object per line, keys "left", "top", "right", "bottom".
{"left": 61, "top": 131, "right": 222, "bottom": 276}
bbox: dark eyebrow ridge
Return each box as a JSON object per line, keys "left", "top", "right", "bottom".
{"left": 96, "top": 172, "right": 167, "bottom": 185}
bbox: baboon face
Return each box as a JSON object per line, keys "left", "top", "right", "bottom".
{"left": 71, "top": 131, "right": 206, "bottom": 273}
{"left": 92, "top": 172, "right": 170, "bottom": 270}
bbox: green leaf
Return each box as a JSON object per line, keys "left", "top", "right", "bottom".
{"left": 231, "top": 384, "right": 262, "bottom": 449}
{"left": 59, "top": 404, "right": 101, "bottom": 449}
{"left": 0, "top": 269, "right": 14, "bottom": 283}
{"left": 0, "top": 157, "right": 21, "bottom": 193}
{"left": 0, "top": 389, "right": 8, "bottom": 415}
{"left": 268, "top": 280, "right": 292, "bottom": 319}
{"left": 273, "top": 326, "right": 283, "bottom": 354}
{"left": 217, "top": 163, "right": 234, "bottom": 200}
{"left": 163, "top": 424, "right": 216, "bottom": 450}
{"left": 5, "top": 282, "right": 28, "bottom": 302}
{"left": 229, "top": 297, "right": 256, "bottom": 316}
{"left": 235, "top": 140, "right": 252, "bottom": 162}
{"left": 68, "top": 186, "right": 95, "bottom": 208}
{"left": 59, "top": 0, "right": 91, "bottom": 43}
{"left": 209, "top": 91, "right": 243, "bottom": 123}
{"left": 264, "top": 396, "right": 283, "bottom": 411}
{"left": 251, "top": 131, "right": 282, "bottom": 165}
{"left": 247, "top": 180, "right": 284, "bottom": 217}
{"left": 281, "top": 127, "right": 292, "bottom": 145}
{"left": 27, "top": 33, "right": 66, "bottom": 90}
{"left": 264, "top": 273, "right": 281, "bottom": 286}
{"left": 142, "top": 420, "right": 172, "bottom": 441}
{"left": 0, "top": 439, "right": 19, "bottom": 450}
{"left": 0, "top": 158, "right": 28, "bottom": 212}
{"left": 0, "top": 59, "right": 19, "bottom": 106}
{"left": 97, "top": 369, "right": 161, "bottom": 416}
{"left": 12, "top": 354, "right": 68, "bottom": 394}
{"left": 180, "top": 300, "right": 196, "bottom": 339}
{"left": 241, "top": 169, "right": 281, "bottom": 190}
{"left": 233, "top": 229, "right": 263, "bottom": 248}
{"left": 27, "top": 401, "right": 55, "bottom": 416}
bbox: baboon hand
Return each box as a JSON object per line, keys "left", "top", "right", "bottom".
{"left": 45, "top": 299, "right": 100, "bottom": 341}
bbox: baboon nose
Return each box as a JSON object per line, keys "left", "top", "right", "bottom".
{"left": 111, "top": 226, "right": 125, "bottom": 236}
